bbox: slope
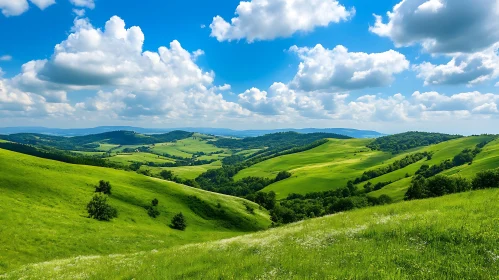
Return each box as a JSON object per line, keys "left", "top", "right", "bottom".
{"left": 4, "top": 189, "right": 498, "bottom": 279}
{"left": 240, "top": 136, "right": 493, "bottom": 200}
{"left": 369, "top": 135, "right": 497, "bottom": 201}
{"left": 238, "top": 139, "right": 391, "bottom": 198}
{"left": 0, "top": 149, "right": 270, "bottom": 273}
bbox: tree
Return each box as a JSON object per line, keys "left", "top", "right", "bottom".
{"left": 275, "top": 171, "right": 292, "bottom": 182}
{"left": 86, "top": 193, "right": 118, "bottom": 221}
{"left": 170, "top": 212, "right": 187, "bottom": 230}
{"left": 472, "top": 169, "right": 499, "bottom": 190}
{"left": 95, "top": 180, "right": 112, "bottom": 195}
{"left": 160, "top": 170, "right": 174, "bottom": 181}
{"left": 152, "top": 198, "right": 159, "bottom": 206}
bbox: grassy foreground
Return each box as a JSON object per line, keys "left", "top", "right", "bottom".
{"left": 0, "top": 149, "right": 270, "bottom": 273}
{"left": 3, "top": 189, "right": 499, "bottom": 279}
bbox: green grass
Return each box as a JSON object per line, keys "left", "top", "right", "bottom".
{"left": 5, "top": 189, "right": 499, "bottom": 279}
{"left": 150, "top": 138, "right": 226, "bottom": 159}
{"left": 140, "top": 161, "right": 223, "bottom": 180}
{"left": 94, "top": 144, "right": 120, "bottom": 152}
{"left": 235, "top": 136, "right": 494, "bottom": 200}
{"left": 368, "top": 135, "right": 496, "bottom": 201}
{"left": 71, "top": 151, "right": 106, "bottom": 156}
{"left": 0, "top": 149, "right": 270, "bottom": 273}
{"left": 106, "top": 152, "right": 175, "bottom": 165}
{"left": 239, "top": 139, "right": 391, "bottom": 199}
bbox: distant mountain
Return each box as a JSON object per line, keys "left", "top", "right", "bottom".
{"left": 0, "top": 126, "right": 386, "bottom": 138}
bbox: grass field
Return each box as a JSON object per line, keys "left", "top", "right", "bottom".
{"left": 4, "top": 189, "right": 498, "bottom": 279}
{"left": 140, "top": 161, "right": 223, "bottom": 180}
{"left": 150, "top": 138, "right": 226, "bottom": 159}
{"left": 239, "top": 139, "right": 390, "bottom": 198}
{"left": 235, "top": 136, "right": 495, "bottom": 200}
{"left": 368, "top": 135, "right": 497, "bottom": 201}
{"left": 0, "top": 149, "right": 270, "bottom": 273}
{"left": 106, "top": 152, "right": 175, "bottom": 165}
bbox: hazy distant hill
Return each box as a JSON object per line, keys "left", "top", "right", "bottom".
{"left": 0, "top": 126, "right": 385, "bottom": 138}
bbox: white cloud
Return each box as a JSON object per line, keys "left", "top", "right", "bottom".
{"left": 370, "top": 0, "right": 499, "bottom": 54}
{"left": 217, "top": 84, "right": 231, "bottom": 91}
{"left": 5, "top": 15, "right": 249, "bottom": 122}
{"left": 289, "top": 44, "right": 409, "bottom": 91}
{"left": 29, "top": 0, "right": 55, "bottom": 10}
{"left": 237, "top": 86, "right": 499, "bottom": 123}
{"left": 69, "top": 0, "right": 94, "bottom": 9}
{"left": 210, "top": 0, "right": 354, "bottom": 42}
{"left": 414, "top": 43, "right": 499, "bottom": 86}
{"left": 72, "top": 8, "right": 85, "bottom": 17}
{"left": 0, "top": 55, "right": 12, "bottom": 61}
{"left": 0, "top": 0, "right": 29, "bottom": 16}
{"left": 0, "top": 78, "right": 74, "bottom": 117}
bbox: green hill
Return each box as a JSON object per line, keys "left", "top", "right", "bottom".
{"left": 0, "top": 130, "right": 194, "bottom": 151}
{"left": 4, "top": 188, "right": 498, "bottom": 279}
{"left": 0, "top": 148, "right": 270, "bottom": 273}
{"left": 236, "top": 135, "right": 495, "bottom": 199}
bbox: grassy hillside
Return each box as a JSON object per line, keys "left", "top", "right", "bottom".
{"left": 369, "top": 135, "right": 496, "bottom": 201}
{"left": 0, "top": 149, "right": 270, "bottom": 273}
{"left": 236, "top": 136, "right": 494, "bottom": 200}
{"left": 4, "top": 189, "right": 498, "bottom": 279}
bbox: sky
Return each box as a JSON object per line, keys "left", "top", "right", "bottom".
{"left": 0, "top": 0, "right": 499, "bottom": 134}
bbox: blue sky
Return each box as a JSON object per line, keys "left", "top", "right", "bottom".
{"left": 0, "top": 0, "right": 498, "bottom": 134}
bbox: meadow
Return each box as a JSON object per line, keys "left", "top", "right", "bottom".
{"left": 235, "top": 136, "right": 495, "bottom": 199}
{"left": 0, "top": 148, "right": 269, "bottom": 273}
{"left": 3, "top": 188, "right": 498, "bottom": 279}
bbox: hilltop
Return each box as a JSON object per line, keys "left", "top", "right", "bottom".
{"left": 0, "top": 126, "right": 385, "bottom": 138}
{"left": 0, "top": 148, "right": 270, "bottom": 273}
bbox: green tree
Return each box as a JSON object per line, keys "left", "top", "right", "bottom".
{"left": 472, "top": 169, "right": 499, "bottom": 190}
{"left": 86, "top": 193, "right": 118, "bottom": 221}
{"left": 152, "top": 198, "right": 159, "bottom": 206}
{"left": 160, "top": 170, "right": 174, "bottom": 180}
{"left": 170, "top": 212, "right": 187, "bottom": 230}
{"left": 95, "top": 180, "right": 112, "bottom": 195}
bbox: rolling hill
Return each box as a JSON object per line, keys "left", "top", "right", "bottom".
{"left": 235, "top": 135, "right": 496, "bottom": 199}
{"left": 3, "top": 188, "right": 498, "bottom": 279}
{"left": 0, "top": 148, "right": 270, "bottom": 273}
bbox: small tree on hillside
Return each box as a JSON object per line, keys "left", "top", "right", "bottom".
{"left": 160, "top": 170, "right": 174, "bottom": 181}
{"left": 87, "top": 193, "right": 118, "bottom": 221}
{"left": 152, "top": 198, "right": 159, "bottom": 206}
{"left": 170, "top": 212, "right": 187, "bottom": 230}
{"left": 95, "top": 180, "right": 112, "bottom": 195}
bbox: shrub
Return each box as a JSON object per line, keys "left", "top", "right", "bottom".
{"left": 86, "top": 193, "right": 118, "bottom": 221}
{"left": 152, "top": 198, "right": 159, "bottom": 206}
{"left": 275, "top": 171, "right": 292, "bottom": 182}
{"left": 244, "top": 203, "right": 255, "bottom": 214}
{"left": 170, "top": 212, "right": 187, "bottom": 230}
{"left": 472, "top": 169, "right": 499, "bottom": 190}
{"left": 160, "top": 170, "right": 174, "bottom": 180}
{"left": 95, "top": 180, "right": 112, "bottom": 195}
{"left": 147, "top": 207, "right": 160, "bottom": 218}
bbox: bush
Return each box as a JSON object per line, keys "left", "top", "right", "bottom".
{"left": 152, "top": 198, "right": 159, "bottom": 206}
{"left": 472, "top": 169, "right": 499, "bottom": 190}
{"left": 170, "top": 212, "right": 187, "bottom": 230}
{"left": 275, "top": 171, "right": 292, "bottom": 182}
{"left": 86, "top": 193, "right": 118, "bottom": 221}
{"left": 160, "top": 170, "right": 174, "bottom": 180}
{"left": 147, "top": 206, "right": 160, "bottom": 218}
{"left": 95, "top": 180, "right": 112, "bottom": 195}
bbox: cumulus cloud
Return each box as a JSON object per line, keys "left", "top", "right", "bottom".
{"left": 370, "top": 0, "right": 499, "bottom": 54}
{"left": 237, "top": 85, "right": 499, "bottom": 123}
{"left": 0, "top": 55, "right": 12, "bottom": 61}
{"left": 414, "top": 43, "right": 499, "bottom": 86}
{"left": 210, "top": 0, "right": 354, "bottom": 42}
{"left": 289, "top": 44, "right": 409, "bottom": 91}
{"left": 1, "top": 0, "right": 91, "bottom": 17}
{"left": 29, "top": 0, "right": 55, "bottom": 10}
{"left": 0, "top": 78, "right": 74, "bottom": 117}
{"left": 69, "top": 0, "right": 94, "bottom": 9}
{"left": 2, "top": 15, "right": 248, "bottom": 122}
{"left": 0, "top": 0, "right": 30, "bottom": 16}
